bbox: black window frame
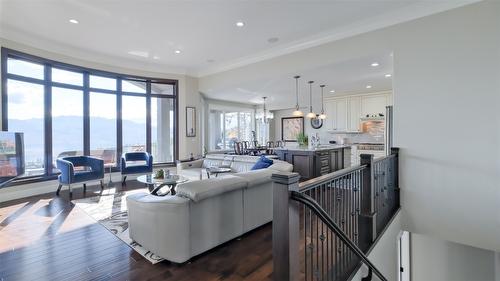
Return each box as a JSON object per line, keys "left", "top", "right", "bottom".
{"left": 1, "top": 47, "right": 179, "bottom": 185}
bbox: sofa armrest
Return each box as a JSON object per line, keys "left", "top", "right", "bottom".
{"left": 56, "top": 158, "right": 74, "bottom": 184}
{"left": 120, "top": 154, "right": 127, "bottom": 171}
{"left": 176, "top": 159, "right": 204, "bottom": 171}
{"left": 147, "top": 154, "right": 154, "bottom": 168}
{"left": 126, "top": 193, "right": 191, "bottom": 263}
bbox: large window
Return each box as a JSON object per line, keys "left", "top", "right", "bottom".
{"left": 51, "top": 87, "right": 84, "bottom": 172}
{"left": 122, "top": 95, "right": 146, "bottom": 153}
{"left": 208, "top": 107, "right": 255, "bottom": 151}
{"left": 1, "top": 48, "right": 178, "bottom": 180}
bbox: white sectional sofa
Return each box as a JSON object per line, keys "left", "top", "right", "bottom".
{"left": 175, "top": 154, "right": 290, "bottom": 180}
{"left": 126, "top": 154, "right": 292, "bottom": 263}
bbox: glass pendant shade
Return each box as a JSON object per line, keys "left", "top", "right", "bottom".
{"left": 306, "top": 112, "right": 316, "bottom": 119}
{"left": 293, "top": 108, "right": 304, "bottom": 117}
{"left": 306, "top": 80, "right": 315, "bottom": 119}
{"left": 292, "top": 75, "right": 303, "bottom": 117}
{"left": 318, "top": 84, "right": 327, "bottom": 119}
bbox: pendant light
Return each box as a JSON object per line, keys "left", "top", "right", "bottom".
{"left": 292, "top": 75, "right": 303, "bottom": 117}
{"left": 318, "top": 85, "right": 327, "bottom": 119}
{"left": 306, "top": 81, "right": 316, "bottom": 119}
{"left": 259, "top": 96, "right": 273, "bottom": 124}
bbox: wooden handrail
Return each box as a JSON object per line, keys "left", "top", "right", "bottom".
{"left": 299, "top": 164, "right": 367, "bottom": 192}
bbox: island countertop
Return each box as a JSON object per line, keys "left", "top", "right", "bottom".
{"left": 274, "top": 144, "right": 351, "bottom": 152}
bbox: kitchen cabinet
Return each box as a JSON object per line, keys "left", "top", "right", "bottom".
{"left": 361, "top": 95, "right": 389, "bottom": 117}
{"left": 324, "top": 98, "right": 347, "bottom": 131}
{"left": 334, "top": 98, "right": 348, "bottom": 131}
{"left": 348, "top": 96, "right": 361, "bottom": 132}
{"left": 323, "top": 92, "right": 392, "bottom": 133}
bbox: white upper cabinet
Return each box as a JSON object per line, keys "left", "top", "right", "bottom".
{"left": 348, "top": 96, "right": 361, "bottom": 132}
{"left": 324, "top": 100, "right": 336, "bottom": 130}
{"left": 334, "top": 98, "right": 348, "bottom": 131}
{"left": 323, "top": 92, "right": 392, "bottom": 133}
{"left": 361, "top": 94, "right": 389, "bottom": 117}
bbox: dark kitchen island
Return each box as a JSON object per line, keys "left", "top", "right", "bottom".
{"left": 275, "top": 145, "right": 351, "bottom": 181}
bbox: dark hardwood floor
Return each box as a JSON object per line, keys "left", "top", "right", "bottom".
{"left": 0, "top": 181, "right": 274, "bottom": 281}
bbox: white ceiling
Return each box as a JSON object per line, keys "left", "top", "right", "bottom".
{"left": 203, "top": 52, "right": 394, "bottom": 110}
{"left": 0, "top": 0, "right": 478, "bottom": 76}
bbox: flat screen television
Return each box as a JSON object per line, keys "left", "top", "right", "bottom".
{"left": 0, "top": 132, "right": 25, "bottom": 186}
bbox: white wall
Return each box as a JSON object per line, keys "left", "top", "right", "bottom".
{"left": 0, "top": 38, "right": 202, "bottom": 202}
{"left": 199, "top": 1, "right": 500, "bottom": 252}
{"left": 351, "top": 212, "right": 402, "bottom": 281}
{"left": 411, "top": 233, "right": 496, "bottom": 281}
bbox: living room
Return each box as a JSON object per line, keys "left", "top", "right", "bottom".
{"left": 1, "top": 1, "right": 500, "bottom": 281}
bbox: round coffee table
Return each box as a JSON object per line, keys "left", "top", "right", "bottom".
{"left": 206, "top": 167, "right": 232, "bottom": 178}
{"left": 137, "top": 174, "right": 188, "bottom": 196}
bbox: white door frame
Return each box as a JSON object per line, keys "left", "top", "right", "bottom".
{"left": 397, "top": 231, "right": 411, "bottom": 281}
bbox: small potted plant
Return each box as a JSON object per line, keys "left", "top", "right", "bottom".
{"left": 296, "top": 132, "right": 308, "bottom": 146}
{"left": 154, "top": 169, "right": 164, "bottom": 179}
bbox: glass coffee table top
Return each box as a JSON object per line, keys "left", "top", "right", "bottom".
{"left": 206, "top": 167, "right": 232, "bottom": 178}
{"left": 137, "top": 174, "right": 188, "bottom": 196}
{"left": 137, "top": 174, "right": 188, "bottom": 185}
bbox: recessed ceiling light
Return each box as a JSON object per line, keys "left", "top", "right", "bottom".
{"left": 174, "top": 50, "right": 181, "bottom": 54}
{"left": 329, "top": 90, "right": 335, "bottom": 93}
{"left": 153, "top": 56, "right": 160, "bottom": 60}
{"left": 385, "top": 74, "right": 392, "bottom": 78}
{"left": 371, "top": 62, "right": 379, "bottom": 67}
{"left": 69, "top": 19, "right": 79, "bottom": 24}
{"left": 366, "top": 85, "right": 372, "bottom": 89}
{"left": 267, "top": 37, "right": 279, "bottom": 43}
{"left": 236, "top": 21, "right": 245, "bottom": 27}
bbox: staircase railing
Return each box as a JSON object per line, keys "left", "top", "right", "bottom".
{"left": 272, "top": 148, "right": 400, "bottom": 281}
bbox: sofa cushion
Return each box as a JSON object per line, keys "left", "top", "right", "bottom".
{"left": 178, "top": 168, "right": 205, "bottom": 181}
{"left": 251, "top": 155, "right": 273, "bottom": 170}
{"left": 176, "top": 175, "right": 247, "bottom": 202}
{"left": 73, "top": 171, "right": 102, "bottom": 183}
{"left": 235, "top": 169, "right": 274, "bottom": 187}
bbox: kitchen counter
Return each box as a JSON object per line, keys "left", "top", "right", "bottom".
{"left": 274, "top": 144, "right": 350, "bottom": 152}
{"left": 275, "top": 145, "right": 351, "bottom": 180}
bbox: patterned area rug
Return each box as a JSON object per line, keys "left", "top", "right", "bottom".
{"left": 72, "top": 188, "right": 164, "bottom": 264}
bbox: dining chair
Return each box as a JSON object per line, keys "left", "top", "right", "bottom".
{"left": 242, "top": 141, "right": 249, "bottom": 154}
{"left": 266, "top": 141, "right": 275, "bottom": 155}
{"left": 234, "top": 142, "right": 244, "bottom": 155}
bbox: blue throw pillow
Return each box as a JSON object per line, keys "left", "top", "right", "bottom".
{"left": 251, "top": 156, "right": 273, "bottom": 170}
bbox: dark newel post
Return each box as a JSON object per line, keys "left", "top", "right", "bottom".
{"left": 359, "top": 154, "right": 376, "bottom": 252}
{"left": 272, "top": 172, "right": 301, "bottom": 281}
{"left": 391, "top": 147, "right": 400, "bottom": 208}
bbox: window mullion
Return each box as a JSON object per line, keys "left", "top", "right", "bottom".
{"left": 146, "top": 81, "right": 151, "bottom": 154}
{"left": 83, "top": 72, "right": 90, "bottom": 156}
{"left": 44, "top": 64, "right": 53, "bottom": 176}
{"left": 116, "top": 78, "right": 123, "bottom": 166}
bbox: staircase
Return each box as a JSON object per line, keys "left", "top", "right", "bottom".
{"left": 272, "top": 148, "right": 400, "bottom": 281}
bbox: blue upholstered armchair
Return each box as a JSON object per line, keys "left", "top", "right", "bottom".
{"left": 56, "top": 156, "right": 104, "bottom": 196}
{"left": 120, "top": 152, "right": 153, "bottom": 184}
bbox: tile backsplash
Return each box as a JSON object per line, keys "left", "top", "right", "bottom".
{"left": 321, "top": 121, "right": 385, "bottom": 144}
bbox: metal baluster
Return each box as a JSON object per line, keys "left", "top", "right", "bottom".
{"left": 305, "top": 191, "right": 308, "bottom": 281}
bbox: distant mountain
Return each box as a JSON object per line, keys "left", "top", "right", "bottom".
{"left": 9, "top": 116, "right": 149, "bottom": 162}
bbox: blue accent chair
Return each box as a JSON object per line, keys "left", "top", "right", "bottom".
{"left": 56, "top": 156, "right": 104, "bottom": 196}
{"left": 120, "top": 152, "right": 153, "bottom": 184}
